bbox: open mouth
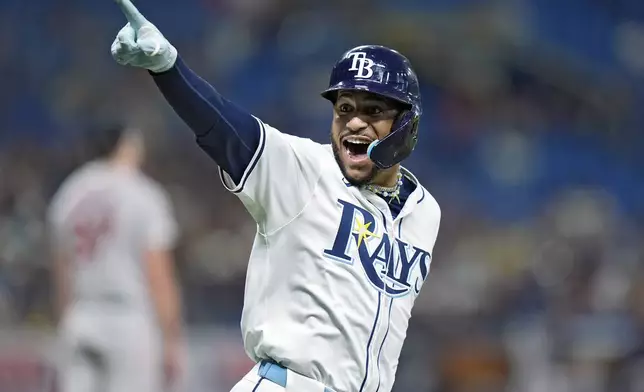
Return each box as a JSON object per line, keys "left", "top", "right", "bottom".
{"left": 342, "top": 138, "right": 372, "bottom": 162}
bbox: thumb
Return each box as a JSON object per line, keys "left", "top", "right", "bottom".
{"left": 136, "top": 25, "right": 164, "bottom": 56}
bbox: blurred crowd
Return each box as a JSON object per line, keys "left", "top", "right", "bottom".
{"left": 2, "top": 0, "right": 644, "bottom": 391}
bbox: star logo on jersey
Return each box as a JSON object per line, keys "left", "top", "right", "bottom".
{"left": 323, "top": 200, "right": 431, "bottom": 297}
{"left": 353, "top": 219, "right": 380, "bottom": 248}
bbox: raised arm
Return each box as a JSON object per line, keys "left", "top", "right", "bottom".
{"left": 110, "top": 0, "right": 321, "bottom": 231}
{"left": 110, "top": 0, "right": 260, "bottom": 182}
{"left": 150, "top": 58, "right": 261, "bottom": 183}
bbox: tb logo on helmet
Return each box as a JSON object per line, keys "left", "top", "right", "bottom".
{"left": 347, "top": 52, "right": 374, "bottom": 79}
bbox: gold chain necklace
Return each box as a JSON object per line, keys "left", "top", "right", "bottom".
{"left": 364, "top": 172, "right": 403, "bottom": 203}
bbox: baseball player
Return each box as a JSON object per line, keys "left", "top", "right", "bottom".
{"left": 48, "top": 126, "right": 183, "bottom": 392}
{"left": 110, "top": 1, "right": 441, "bottom": 391}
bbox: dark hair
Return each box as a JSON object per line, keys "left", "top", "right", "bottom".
{"left": 81, "top": 125, "right": 127, "bottom": 160}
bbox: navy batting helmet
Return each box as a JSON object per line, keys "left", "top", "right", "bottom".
{"left": 321, "top": 45, "right": 422, "bottom": 169}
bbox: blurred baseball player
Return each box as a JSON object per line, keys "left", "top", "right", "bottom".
{"left": 48, "top": 125, "right": 183, "bottom": 392}
{"left": 111, "top": 1, "right": 441, "bottom": 391}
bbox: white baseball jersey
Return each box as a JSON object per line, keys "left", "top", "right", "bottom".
{"left": 220, "top": 118, "right": 441, "bottom": 392}
{"left": 48, "top": 161, "right": 178, "bottom": 317}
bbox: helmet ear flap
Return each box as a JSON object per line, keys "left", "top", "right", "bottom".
{"left": 367, "top": 110, "right": 420, "bottom": 169}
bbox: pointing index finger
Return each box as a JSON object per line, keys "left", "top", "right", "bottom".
{"left": 115, "top": 0, "right": 148, "bottom": 30}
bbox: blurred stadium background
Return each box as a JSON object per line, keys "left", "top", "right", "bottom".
{"left": 2, "top": 0, "right": 644, "bottom": 391}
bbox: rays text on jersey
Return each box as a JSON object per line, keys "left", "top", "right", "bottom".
{"left": 323, "top": 199, "right": 431, "bottom": 297}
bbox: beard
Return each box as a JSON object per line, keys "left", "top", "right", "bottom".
{"left": 331, "top": 136, "right": 379, "bottom": 187}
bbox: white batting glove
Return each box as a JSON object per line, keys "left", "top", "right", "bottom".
{"left": 110, "top": 0, "right": 177, "bottom": 73}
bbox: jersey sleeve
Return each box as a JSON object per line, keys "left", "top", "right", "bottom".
{"left": 151, "top": 56, "right": 322, "bottom": 231}
{"left": 423, "top": 191, "right": 441, "bottom": 272}
{"left": 142, "top": 185, "right": 179, "bottom": 251}
{"left": 151, "top": 56, "right": 261, "bottom": 184}
{"left": 218, "top": 118, "right": 322, "bottom": 232}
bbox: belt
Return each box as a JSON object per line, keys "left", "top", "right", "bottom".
{"left": 258, "top": 360, "right": 334, "bottom": 392}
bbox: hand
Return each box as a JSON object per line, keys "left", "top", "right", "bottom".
{"left": 110, "top": 0, "right": 177, "bottom": 73}
{"left": 162, "top": 339, "right": 184, "bottom": 389}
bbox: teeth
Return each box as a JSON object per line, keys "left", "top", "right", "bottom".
{"left": 345, "top": 138, "right": 371, "bottom": 144}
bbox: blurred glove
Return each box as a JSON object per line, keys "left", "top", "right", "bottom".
{"left": 110, "top": 0, "right": 177, "bottom": 73}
